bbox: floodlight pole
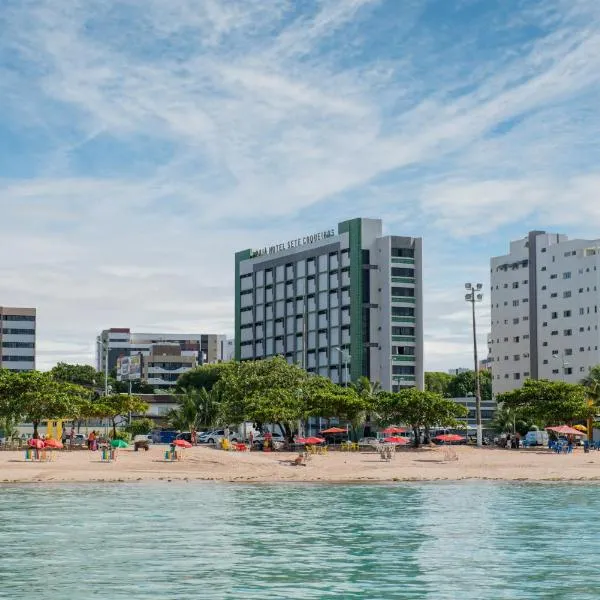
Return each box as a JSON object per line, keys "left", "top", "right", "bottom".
{"left": 465, "top": 283, "right": 483, "bottom": 447}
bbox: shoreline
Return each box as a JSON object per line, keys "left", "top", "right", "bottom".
{"left": 3, "top": 444, "right": 600, "bottom": 485}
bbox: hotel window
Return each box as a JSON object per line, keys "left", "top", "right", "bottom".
{"left": 341, "top": 327, "right": 351, "bottom": 344}
{"left": 265, "top": 269, "right": 273, "bottom": 285}
{"left": 341, "top": 249, "right": 350, "bottom": 267}
{"left": 551, "top": 330, "right": 558, "bottom": 336}
{"left": 329, "top": 273, "right": 339, "bottom": 288}
{"left": 391, "top": 248, "right": 414, "bottom": 258}
{"left": 319, "top": 273, "right": 328, "bottom": 290}
{"left": 330, "top": 252, "right": 339, "bottom": 270}
{"left": 391, "top": 287, "right": 415, "bottom": 297}
{"left": 318, "top": 311, "right": 328, "bottom": 329}
{"left": 308, "top": 295, "right": 316, "bottom": 312}
{"left": 240, "top": 309, "right": 253, "bottom": 326}
{"left": 256, "top": 323, "right": 264, "bottom": 338}
{"left": 255, "top": 287, "right": 264, "bottom": 304}
{"left": 330, "top": 309, "right": 340, "bottom": 327}
{"left": 296, "top": 299, "right": 305, "bottom": 315}
{"left": 275, "top": 265, "right": 285, "bottom": 282}
{"left": 275, "top": 338, "right": 284, "bottom": 354}
{"left": 330, "top": 291, "right": 339, "bottom": 309}
{"left": 275, "top": 301, "right": 284, "bottom": 318}
{"left": 286, "top": 283, "right": 294, "bottom": 298}
{"left": 341, "top": 289, "right": 350, "bottom": 306}
{"left": 564, "top": 329, "right": 572, "bottom": 336}
{"left": 266, "top": 287, "right": 274, "bottom": 303}
{"left": 318, "top": 255, "right": 328, "bottom": 272}
{"left": 240, "top": 291, "right": 253, "bottom": 308}
{"left": 551, "top": 312, "right": 558, "bottom": 319}
{"left": 563, "top": 272, "right": 571, "bottom": 279}
{"left": 297, "top": 260, "right": 306, "bottom": 277}
{"left": 318, "top": 332, "right": 328, "bottom": 348}
{"left": 330, "top": 327, "right": 340, "bottom": 346}
{"left": 286, "top": 316, "right": 294, "bottom": 332}
{"left": 276, "top": 282, "right": 284, "bottom": 299}
{"left": 306, "top": 351, "right": 316, "bottom": 368}
{"left": 240, "top": 274, "right": 253, "bottom": 291}
{"left": 286, "top": 263, "right": 294, "bottom": 280}
{"left": 307, "top": 258, "right": 316, "bottom": 276}
{"left": 341, "top": 269, "right": 350, "bottom": 287}
{"left": 307, "top": 277, "right": 316, "bottom": 294}
{"left": 256, "top": 341, "right": 264, "bottom": 357}
{"left": 265, "top": 304, "right": 273, "bottom": 320}
{"left": 318, "top": 291, "right": 328, "bottom": 310}
{"left": 308, "top": 332, "right": 316, "bottom": 348}
{"left": 513, "top": 300, "right": 519, "bottom": 307}
{"left": 514, "top": 373, "right": 521, "bottom": 380}
{"left": 308, "top": 313, "right": 316, "bottom": 331}
{"left": 563, "top": 310, "right": 571, "bottom": 317}
{"left": 565, "top": 348, "right": 573, "bottom": 356}
{"left": 266, "top": 321, "right": 274, "bottom": 337}
{"left": 275, "top": 320, "right": 284, "bottom": 336}
{"left": 297, "top": 279, "right": 306, "bottom": 295}
{"left": 266, "top": 339, "right": 274, "bottom": 355}
{"left": 513, "top": 318, "right": 519, "bottom": 324}
{"left": 563, "top": 291, "right": 571, "bottom": 298}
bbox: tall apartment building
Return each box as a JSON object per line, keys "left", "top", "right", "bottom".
{"left": 0, "top": 306, "right": 36, "bottom": 372}
{"left": 96, "top": 329, "right": 228, "bottom": 376}
{"left": 490, "top": 230, "right": 600, "bottom": 395}
{"left": 235, "top": 218, "right": 424, "bottom": 392}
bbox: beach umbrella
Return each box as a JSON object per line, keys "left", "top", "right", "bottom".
{"left": 545, "top": 425, "right": 586, "bottom": 437}
{"left": 382, "top": 426, "right": 406, "bottom": 434}
{"left": 573, "top": 425, "right": 588, "bottom": 433}
{"left": 44, "top": 439, "right": 63, "bottom": 449}
{"left": 383, "top": 437, "right": 409, "bottom": 445}
{"left": 320, "top": 427, "right": 347, "bottom": 434}
{"left": 110, "top": 439, "right": 129, "bottom": 449}
{"left": 28, "top": 439, "right": 45, "bottom": 449}
{"left": 298, "top": 436, "right": 325, "bottom": 445}
{"left": 433, "top": 434, "right": 464, "bottom": 443}
{"left": 173, "top": 439, "right": 192, "bottom": 448}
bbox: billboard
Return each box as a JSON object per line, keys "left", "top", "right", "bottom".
{"left": 117, "top": 354, "right": 142, "bottom": 381}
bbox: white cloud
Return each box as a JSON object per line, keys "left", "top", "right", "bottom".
{"left": 1, "top": 0, "right": 600, "bottom": 370}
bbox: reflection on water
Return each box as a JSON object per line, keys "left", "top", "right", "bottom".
{"left": 1, "top": 483, "right": 599, "bottom": 599}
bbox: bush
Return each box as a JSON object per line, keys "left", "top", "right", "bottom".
{"left": 110, "top": 430, "right": 131, "bottom": 442}
{"left": 126, "top": 418, "right": 153, "bottom": 437}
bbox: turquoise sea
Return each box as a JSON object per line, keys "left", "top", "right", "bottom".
{"left": 0, "top": 482, "right": 598, "bottom": 599}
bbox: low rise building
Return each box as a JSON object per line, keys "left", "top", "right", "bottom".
{"left": 0, "top": 306, "right": 36, "bottom": 372}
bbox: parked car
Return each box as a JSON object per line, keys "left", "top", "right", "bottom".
{"left": 71, "top": 433, "right": 87, "bottom": 447}
{"left": 524, "top": 431, "right": 549, "bottom": 447}
{"left": 200, "top": 429, "right": 240, "bottom": 444}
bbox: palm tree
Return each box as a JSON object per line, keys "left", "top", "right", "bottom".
{"left": 350, "top": 377, "right": 381, "bottom": 439}
{"left": 580, "top": 365, "right": 600, "bottom": 438}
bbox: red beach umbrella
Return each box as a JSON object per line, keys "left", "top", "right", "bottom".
{"left": 383, "top": 437, "right": 409, "bottom": 444}
{"left": 545, "top": 425, "right": 586, "bottom": 437}
{"left": 382, "top": 426, "right": 406, "bottom": 434}
{"left": 44, "top": 439, "right": 63, "bottom": 449}
{"left": 173, "top": 439, "right": 192, "bottom": 448}
{"left": 28, "top": 439, "right": 45, "bottom": 449}
{"left": 320, "top": 427, "right": 347, "bottom": 434}
{"left": 434, "top": 434, "right": 464, "bottom": 443}
{"left": 299, "top": 437, "right": 325, "bottom": 445}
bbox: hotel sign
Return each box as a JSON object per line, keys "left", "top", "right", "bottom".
{"left": 250, "top": 228, "right": 336, "bottom": 258}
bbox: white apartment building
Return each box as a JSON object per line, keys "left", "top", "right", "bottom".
{"left": 96, "top": 329, "right": 228, "bottom": 377}
{"left": 0, "top": 306, "right": 36, "bottom": 372}
{"left": 235, "top": 218, "right": 424, "bottom": 392}
{"left": 490, "top": 230, "right": 600, "bottom": 395}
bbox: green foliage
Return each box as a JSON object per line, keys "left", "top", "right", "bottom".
{"left": 50, "top": 362, "right": 102, "bottom": 389}
{"left": 497, "top": 379, "right": 592, "bottom": 426}
{"left": 126, "top": 418, "right": 154, "bottom": 436}
{"left": 377, "top": 389, "right": 468, "bottom": 447}
{"left": 94, "top": 394, "right": 149, "bottom": 437}
{"left": 110, "top": 430, "right": 131, "bottom": 442}
{"left": 424, "top": 372, "right": 453, "bottom": 397}
{"left": 489, "top": 404, "right": 535, "bottom": 436}
{"left": 175, "top": 363, "right": 235, "bottom": 393}
{"left": 446, "top": 370, "right": 492, "bottom": 400}
{"left": 168, "top": 387, "right": 222, "bottom": 433}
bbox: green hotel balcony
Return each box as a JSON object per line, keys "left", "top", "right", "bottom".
{"left": 391, "top": 258, "right": 415, "bottom": 265}
{"left": 392, "top": 336, "right": 416, "bottom": 342}
{"left": 391, "top": 297, "right": 416, "bottom": 304}
{"left": 392, "top": 355, "right": 416, "bottom": 362}
{"left": 391, "top": 277, "right": 415, "bottom": 284}
{"left": 391, "top": 316, "right": 416, "bottom": 323}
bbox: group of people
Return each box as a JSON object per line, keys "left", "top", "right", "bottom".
{"left": 501, "top": 433, "right": 521, "bottom": 449}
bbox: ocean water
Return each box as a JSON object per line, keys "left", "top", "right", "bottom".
{"left": 0, "top": 482, "right": 598, "bottom": 599}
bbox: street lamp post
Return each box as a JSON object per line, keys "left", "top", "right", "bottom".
{"left": 552, "top": 352, "right": 569, "bottom": 380}
{"left": 333, "top": 346, "right": 351, "bottom": 387}
{"left": 465, "top": 283, "right": 484, "bottom": 447}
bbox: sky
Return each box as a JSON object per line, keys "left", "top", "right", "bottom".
{"left": 1, "top": 0, "right": 600, "bottom": 372}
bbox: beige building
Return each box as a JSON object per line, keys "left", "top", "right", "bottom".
{"left": 141, "top": 343, "right": 198, "bottom": 389}
{"left": 0, "top": 306, "right": 36, "bottom": 372}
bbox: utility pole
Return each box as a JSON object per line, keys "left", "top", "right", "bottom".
{"left": 465, "top": 283, "right": 483, "bottom": 447}
{"left": 104, "top": 337, "right": 109, "bottom": 397}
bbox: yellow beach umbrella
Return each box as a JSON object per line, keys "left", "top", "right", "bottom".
{"left": 573, "top": 424, "right": 587, "bottom": 433}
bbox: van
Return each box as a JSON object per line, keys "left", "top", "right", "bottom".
{"left": 524, "top": 430, "right": 549, "bottom": 447}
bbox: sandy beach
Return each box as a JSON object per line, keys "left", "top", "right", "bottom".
{"left": 2, "top": 444, "right": 600, "bottom": 484}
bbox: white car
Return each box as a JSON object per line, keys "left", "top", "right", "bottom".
{"left": 252, "top": 433, "right": 286, "bottom": 448}
{"left": 200, "top": 429, "right": 240, "bottom": 444}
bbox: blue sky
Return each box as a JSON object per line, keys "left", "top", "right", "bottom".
{"left": 2, "top": 0, "right": 600, "bottom": 370}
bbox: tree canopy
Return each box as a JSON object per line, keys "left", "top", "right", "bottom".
{"left": 377, "top": 388, "right": 468, "bottom": 447}
{"left": 175, "top": 363, "right": 235, "bottom": 393}
{"left": 496, "top": 379, "right": 592, "bottom": 426}
{"left": 424, "top": 372, "right": 453, "bottom": 397}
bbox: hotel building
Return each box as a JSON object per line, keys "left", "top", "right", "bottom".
{"left": 491, "top": 230, "right": 600, "bottom": 395}
{"left": 0, "top": 306, "right": 36, "bottom": 372}
{"left": 235, "top": 218, "right": 424, "bottom": 391}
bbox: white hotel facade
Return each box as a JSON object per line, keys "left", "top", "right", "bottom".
{"left": 490, "top": 230, "right": 600, "bottom": 395}
{"left": 235, "top": 218, "right": 424, "bottom": 392}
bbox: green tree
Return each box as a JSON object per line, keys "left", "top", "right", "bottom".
{"left": 176, "top": 363, "right": 235, "bottom": 393}
{"left": 50, "top": 362, "right": 102, "bottom": 389}
{"left": 497, "top": 379, "right": 592, "bottom": 426}
{"left": 424, "top": 372, "right": 453, "bottom": 397}
{"left": 580, "top": 365, "right": 600, "bottom": 435}
{"left": 95, "top": 394, "right": 149, "bottom": 438}
{"left": 447, "top": 370, "right": 492, "bottom": 401}
{"left": 126, "top": 418, "right": 154, "bottom": 437}
{"left": 347, "top": 376, "right": 381, "bottom": 439}
{"left": 377, "top": 389, "right": 468, "bottom": 448}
